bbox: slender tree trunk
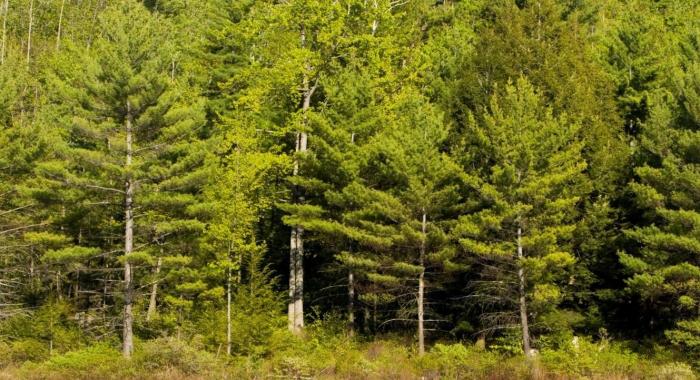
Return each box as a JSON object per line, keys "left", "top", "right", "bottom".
{"left": 56, "top": 270, "right": 62, "bottom": 300}
{"left": 226, "top": 264, "right": 232, "bottom": 355}
{"left": 1, "top": 0, "right": 8, "bottom": 65}
{"left": 26, "top": 0, "right": 33, "bottom": 69}
{"left": 288, "top": 228, "right": 297, "bottom": 331}
{"left": 348, "top": 271, "right": 355, "bottom": 336}
{"left": 517, "top": 226, "right": 532, "bottom": 357}
{"left": 288, "top": 25, "right": 313, "bottom": 334}
{"left": 146, "top": 256, "right": 162, "bottom": 321}
{"left": 418, "top": 211, "right": 426, "bottom": 356}
{"left": 122, "top": 100, "right": 135, "bottom": 358}
{"left": 56, "top": 0, "right": 66, "bottom": 51}
{"left": 74, "top": 268, "right": 79, "bottom": 300}
{"left": 347, "top": 133, "right": 356, "bottom": 336}
{"left": 293, "top": 227, "right": 304, "bottom": 331}
{"left": 371, "top": 0, "right": 379, "bottom": 36}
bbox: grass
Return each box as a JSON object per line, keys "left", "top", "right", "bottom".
{"left": 0, "top": 331, "right": 695, "bottom": 379}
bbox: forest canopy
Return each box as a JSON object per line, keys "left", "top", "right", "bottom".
{"left": 1, "top": 0, "right": 700, "bottom": 379}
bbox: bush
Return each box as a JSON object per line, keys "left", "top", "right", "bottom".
{"left": 134, "top": 337, "right": 222, "bottom": 374}
{"left": 651, "top": 362, "right": 696, "bottom": 380}
{"left": 422, "top": 343, "right": 507, "bottom": 379}
{"left": 0, "top": 339, "right": 49, "bottom": 365}
{"left": 18, "top": 344, "right": 130, "bottom": 379}
{"left": 540, "top": 336, "right": 647, "bottom": 378}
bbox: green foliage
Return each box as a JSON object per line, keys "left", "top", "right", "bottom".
{"left": 3, "top": 0, "right": 700, "bottom": 377}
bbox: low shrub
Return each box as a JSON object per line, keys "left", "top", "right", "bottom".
{"left": 134, "top": 337, "right": 222, "bottom": 375}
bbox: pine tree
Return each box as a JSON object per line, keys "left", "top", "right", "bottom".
{"left": 455, "top": 78, "right": 589, "bottom": 356}
{"left": 34, "top": 1, "right": 205, "bottom": 357}
{"left": 325, "top": 88, "right": 463, "bottom": 355}
{"left": 622, "top": 38, "right": 700, "bottom": 351}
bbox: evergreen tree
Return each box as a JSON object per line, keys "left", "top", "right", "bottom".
{"left": 622, "top": 38, "right": 700, "bottom": 352}
{"left": 326, "top": 89, "right": 463, "bottom": 355}
{"left": 34, "top": 1, "right": 205, "bottom": 357}
{"left": 455, "top": 78, "right": 589, "bottom": 356}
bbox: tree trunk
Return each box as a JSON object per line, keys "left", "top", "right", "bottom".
{"left": 347, "top": 133, "right": 356, "bottom": 336}
{"left": 293, "top": 227, "right": 304, "bottom": 331}
{"left": 371, "top": 0, "right": 378, "bottom": 36}
{"left": 26, "top": 0, "right": 33, "bottom": 69}
{"left": 288, "top": 228, "right": 296, "bottom": 331}
{"left": 122, "top": 100, "right": 135, "bottom": 358}
{"left": 56, "top": 0, "right": 66, "bottom": 51}
{"left": 348, "top": 271, "right": 355, "bottom": 336}
{"left": 517, "top": 227, "right": 532, "bottom": 357}
{"left": 418, "top": 212, "right": 426, "bottom": 356}
{"left": 288, "top": 25, "right": 313, "bottom": 334}
{"left": 146, "top": 256, "right": 162, "bottom": 322}
{"left": 226, "top": 264, "right": 232, "bottom": 355}
{"left": 1, "top": 0, "right": 8, "bottom": 65}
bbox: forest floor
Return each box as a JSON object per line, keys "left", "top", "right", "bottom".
{"left": 0, "top": 333, "right": 695, "bottom": 379}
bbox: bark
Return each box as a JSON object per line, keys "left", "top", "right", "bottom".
{"left": 122, "top": 100, "right": 135, "bottom": 358}
{"left": 293, "top": 226, "right": 304, "bottom": 331}
{"left": 417, "top": 212, "right": 426, "bottom": 356}
{"left": 288, "top": 228, "right": 296, "bottom": 331}
{"left": 371, "top": 0, "right": 378, "bottom": 36}
{"left": 146, "top": 256, "right": 162, "bottom": 322}
{"left": 226, "top": 264, "right": 232, "bottom": 355}
{"left": 288, "top": 25, "right": 314, "bottom": 334}
{"left": 348, "top": 271, "right": 355, "bottom": 336}
{"left": 517, "top": 227, "right": 532, "bottom": 357}
{"left": 26, "top": 0, "right": 33, "bottom": 69}
{"left": 347, "top": 134, "right": 356, "bottom": 335}
{"left": 56, "top": 270, "right": 62, "bottom": 300}
{"left": 56, "top": 0, "right": 66, "bottom": 51}
{"left": 1, "top": 0, "right": 8, "bottom": 65}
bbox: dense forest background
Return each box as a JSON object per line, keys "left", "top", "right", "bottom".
{"left": 2, "top": 0, "right": 700, "bottom": 378}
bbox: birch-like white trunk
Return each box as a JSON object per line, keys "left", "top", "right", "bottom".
{"left": 288, "top": 25, "right": 313, "bottom": 334}
{"left": 1, "top": 0, "right": 8, "bottom": 65}
{"left": 56, "top": 0, "right": 66, "bottom": 51}
{"left": 26, "top": 0, "right": 33, "bottom": 69}
{"left": 122, "top": 100, "right": 135, "bottom": 358}
{"left": 371, "top": 0, "right": 379, "bottom": 36}
{"left": 417, "top": 212, "right": 426, "bottom": 356}
{"left": 517, "top": 226, "right": 532, "bottom": 357}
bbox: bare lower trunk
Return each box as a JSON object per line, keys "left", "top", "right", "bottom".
{"left": 288, "top": 226, "right": 304, "bottom": 332}
{"left": 26, "top": 0, "right": 33, "bottom": 69}
{"left": 146, "top": 256, "right": 162, "bottom": 321}
{"left": 56, "top": 270, "right": 62, "bottom": 300}
{"left": 517, "top": 227, "right": 532, "bottom": 357}
{"left": 226, "top": 265, "right": 232, "bottom": 355}
{"left": 371, "top": 0, "right": 378, "bottom": 36}
{"left": 288, "top": 228, "right": 296, "bottom": 331}
{"left": 348, "top": 271, "right": 355, "bottom": 336}
{"left": 418, "top": 212, "right": 427, "bottom": 356}
{"left": 1, "top": 0, "right": 8, "bottom": 65}
{"left": 288, "top": 226, "right": 305, "bottom": 333}
{"left": 122, "top": 100, "right": 134, "bottom": 358}
{"left": 288, "top": 25, "right": 315, "bottom": 334}
{"left": 55, "top": 0, "right": 66, "bottom": 50}
{"left": 293, "top": 226, "right": 304, "bottom": 331}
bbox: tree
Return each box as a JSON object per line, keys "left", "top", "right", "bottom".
{"left": 455, "top": 78, "right": 589, "bottom": 356}
{"left": 35, "top": 0, "right": 205, "bottom": 357}
{"left": 326, "top": 89, "right": 463, "bottom": 355}
{"left": 621, "top": 38, "right": 700, "bottom": 348}
{"left": 456, "top": 0, "right": 624, "bottom": 190}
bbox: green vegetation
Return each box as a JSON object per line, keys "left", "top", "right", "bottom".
{"left": 2, "top": 0, "right": 700, "bottom": 378}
